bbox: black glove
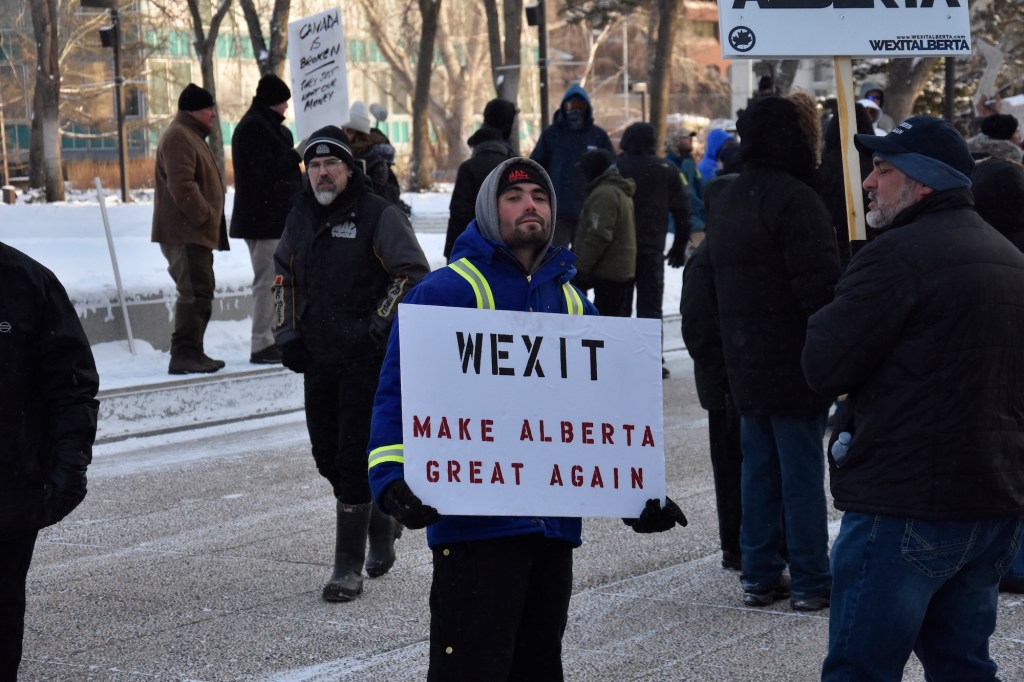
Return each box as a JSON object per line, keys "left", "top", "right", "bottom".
{"left": 666, "top": 241, "right": 687, "bottom": 268}
{"left": 44, "top": 445, "right": 90, "bottom": 526}
{"left": 381, "top": 479, "right": 441, "bottom": 530}
{"left": 280, "top": 340, "right": 309, "bottom": 374}
{"left": 623, "top": 497, "right": 688, "bottom": 533}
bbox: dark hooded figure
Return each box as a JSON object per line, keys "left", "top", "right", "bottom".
{"left": 444, "top": 99, "right": 518, "bottom": 260}
{"left": 530, "top": 84, "right": 615, "bottom": 247}
{"left": 616, "top": 122, "right": 691, "bottom": 377}
{"left": 708, "top": 94, "right": 840, "bottom": 613}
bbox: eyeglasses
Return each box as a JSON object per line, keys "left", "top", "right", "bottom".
{"left": 307, "top": 158, "right": 344, "bottom": 173}
{"left": 564, "top": 99, "right": 588, "bottom": 112}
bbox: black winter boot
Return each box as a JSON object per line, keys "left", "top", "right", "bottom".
{"left": 322, "top": 501, "right": 371, "bottom": 602}
{"left": 365, "top": 504, "right": 402, "bottom": 578}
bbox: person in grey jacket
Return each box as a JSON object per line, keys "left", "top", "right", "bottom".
{"left": 273, "top": 125, "right": 429, "bottom": 602}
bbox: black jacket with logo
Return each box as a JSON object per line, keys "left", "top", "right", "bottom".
{"left": 273, "top": 173, "right": 429, "bottom": 365}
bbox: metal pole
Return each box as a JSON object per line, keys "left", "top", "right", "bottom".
{"left": 95, "top": 176, "right": 136, "bottom": 355}
{"left": 538, "top": 0, "right": 549, "bottom": 128}
{"left": 0, "top": 87, "right": 9, "bottom": 187}
{"left": 112, "top": 8, "right": 130, "bottom": 202}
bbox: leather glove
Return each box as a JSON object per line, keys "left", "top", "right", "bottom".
{"left": 280, "top": 340, "right": 309, "bottom": 374}
{"left": 666, "top": 240, "right": 688, "bottom": 268}
{"left": 623, "top": 497, "right": 688, "bottom": 533}
{"left": 381, "top": 479, "right": 441, "bottom": 530}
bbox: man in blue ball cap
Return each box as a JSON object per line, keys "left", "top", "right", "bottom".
{"left": 803, "top": 116, "right": 1024, "bottom": 681}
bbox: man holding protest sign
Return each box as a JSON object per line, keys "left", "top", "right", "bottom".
{"left": 367, "top": 158, "right": 687, "bottom": 681}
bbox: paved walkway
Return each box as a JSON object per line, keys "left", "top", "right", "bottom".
{"left": 19, "top": 345, "right": 1024, "bottom": 681}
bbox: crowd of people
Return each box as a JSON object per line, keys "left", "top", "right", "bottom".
{"left": 3, "top": 76, "right": 1024, "bottom": 681}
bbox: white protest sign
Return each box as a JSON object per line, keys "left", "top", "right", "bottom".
{"left": 717, "top": 0, "right": 970, "bottom": 58}
{"left": 398, "top": 304, "right": 665, "bottom": 519}
{"left": 288, "top": 8, "right": 348, "bottom": 140}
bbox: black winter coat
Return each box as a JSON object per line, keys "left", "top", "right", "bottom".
{"left": 0, "top": 243, "right": 99, "bottom": 538}
{"left": 444, "top": 126, "right": 514, "bottom": 259}
{"left": 617, "top": 125, "right": 690, "bottom": 253}
{"left": 803, "top": 190, "right": 1024, "bottom": 520}
{"left": 709, "top": 165, "right": 840, "bottom": 415}
{"left": 229, "top": 101, "right": 303, "bottom": 240}
{"left": 273, "top": 173, "right": 430, "bottom": 366}
{"left": 680, "top": 240, "right": 728, "bottom": 410}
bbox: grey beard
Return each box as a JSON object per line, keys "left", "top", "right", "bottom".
{"left": 314, "top": 188, "right": 338, "bottom": 206}
{"left": 866, "top": 181, "right": 920, "bottom": 229}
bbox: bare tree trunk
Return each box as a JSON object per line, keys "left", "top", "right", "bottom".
{"left": 483, "top": 0, "right": 523, "bottom": 153}
{"left": 186, "top": 0, "right": 232, "bottom": 177}
{"left": 649, "top": 0, "right": 680, "bottom": 151}
{"left": 238, "top": 0, "right": 292, "bottom": 76}
{"left": 883, "top": 57, "right": 940, "bottom": 123}
{"left": 410, "top": 0, "right": 442, "bottom": 191}
{"left": 29, "top": 0, "right": 64, "bottom": 201}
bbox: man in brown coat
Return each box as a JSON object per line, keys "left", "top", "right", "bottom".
{"left": 152, "top": 83, "right": 229, "bottom": 374}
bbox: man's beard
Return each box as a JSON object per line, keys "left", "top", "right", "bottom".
{"left": 866, "top": 179, "right": 920, "bottom": 229}
{"left": 505, "top": 213, "right": 551, "bottom": 249}
{"left": 314, "top": 188, "right": 338, "bottom": 206}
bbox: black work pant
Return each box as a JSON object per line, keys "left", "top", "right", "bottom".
{"left": 160, "top": 243, "right": 215, "bottom": 358}
{"left": 708, "top": 405, "right": 743, "bottom": 556}
{"left": 592, "top": 278, "right": 633, "bottom": 318}
{"left": 0, "top": 531, "right": 37, "bottom": 682}
{"left": 428, "top": 534, "right": 573, "bottom": 682}
{"left": 303, "top": 359, "right": 383, "bottom": 503}
{"left": 627, "top": 250, "right": 665, "bottom": 320}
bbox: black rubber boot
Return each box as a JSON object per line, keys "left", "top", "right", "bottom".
{"left": 322, "top": 501, "right": 371, "bottom": 602}
{"left": 365, "top": 504, "right": 402, "bottom": 578}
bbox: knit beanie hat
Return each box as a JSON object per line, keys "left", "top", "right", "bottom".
{"left": 981, "top": 114, "right": 1019, "bottom": 141}
{"left": 496, "top": 160, "right": 553, "bottom": 198}
{"left": 343, "top": 101, "right": 372, "bottom": 135}
{"left": 483, "top": 99, "right": 518, "bottom": 140}
{"left": 255, "top": 74, "right": 291, "bottom": 106}
{"left": 303, "top": 125, "right": 356, "bottom": 170}
{"left": 178, "top": 83, "right": 215, "bottom": 111}
{"left": 580, "top": 148, "right": 615, "bottom": 183}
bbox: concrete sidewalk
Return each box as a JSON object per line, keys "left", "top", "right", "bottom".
{"left": 20, "top": 347, "right": 1024, "bottom": 681}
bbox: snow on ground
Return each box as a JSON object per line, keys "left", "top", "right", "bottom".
{"left": 0, "top": 185, "right": 682, "bottom": 391}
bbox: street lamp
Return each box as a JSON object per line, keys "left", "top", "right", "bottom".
{"left": 82, "top": 0, "right": 130, "bottom": 202}
{"left": 633, "top": 82, "right": 648, "bottom": 122}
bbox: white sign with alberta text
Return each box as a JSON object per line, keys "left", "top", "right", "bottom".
{"left": 398, "top": 303, "right": 665, "bottom": 519}
{"left": 717, "top": 0, "right": 971, "bottom": 58}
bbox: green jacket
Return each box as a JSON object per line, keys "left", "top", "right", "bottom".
{"left": 575, "top": 170, "right": 636, "bottom": 282}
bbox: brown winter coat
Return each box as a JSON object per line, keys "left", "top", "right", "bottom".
{"left": 151, "top": 111, "right": 228, "bottom": 251}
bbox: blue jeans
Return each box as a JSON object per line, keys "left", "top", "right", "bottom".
{"left": 739, "top": 412, "right": 831, "bottom": 599}
{"left": 822, "top": 513, "right": 1024, "bottom": 682}
{"left": 1008, "top": 543, "right": 1024, "bottom": 580}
